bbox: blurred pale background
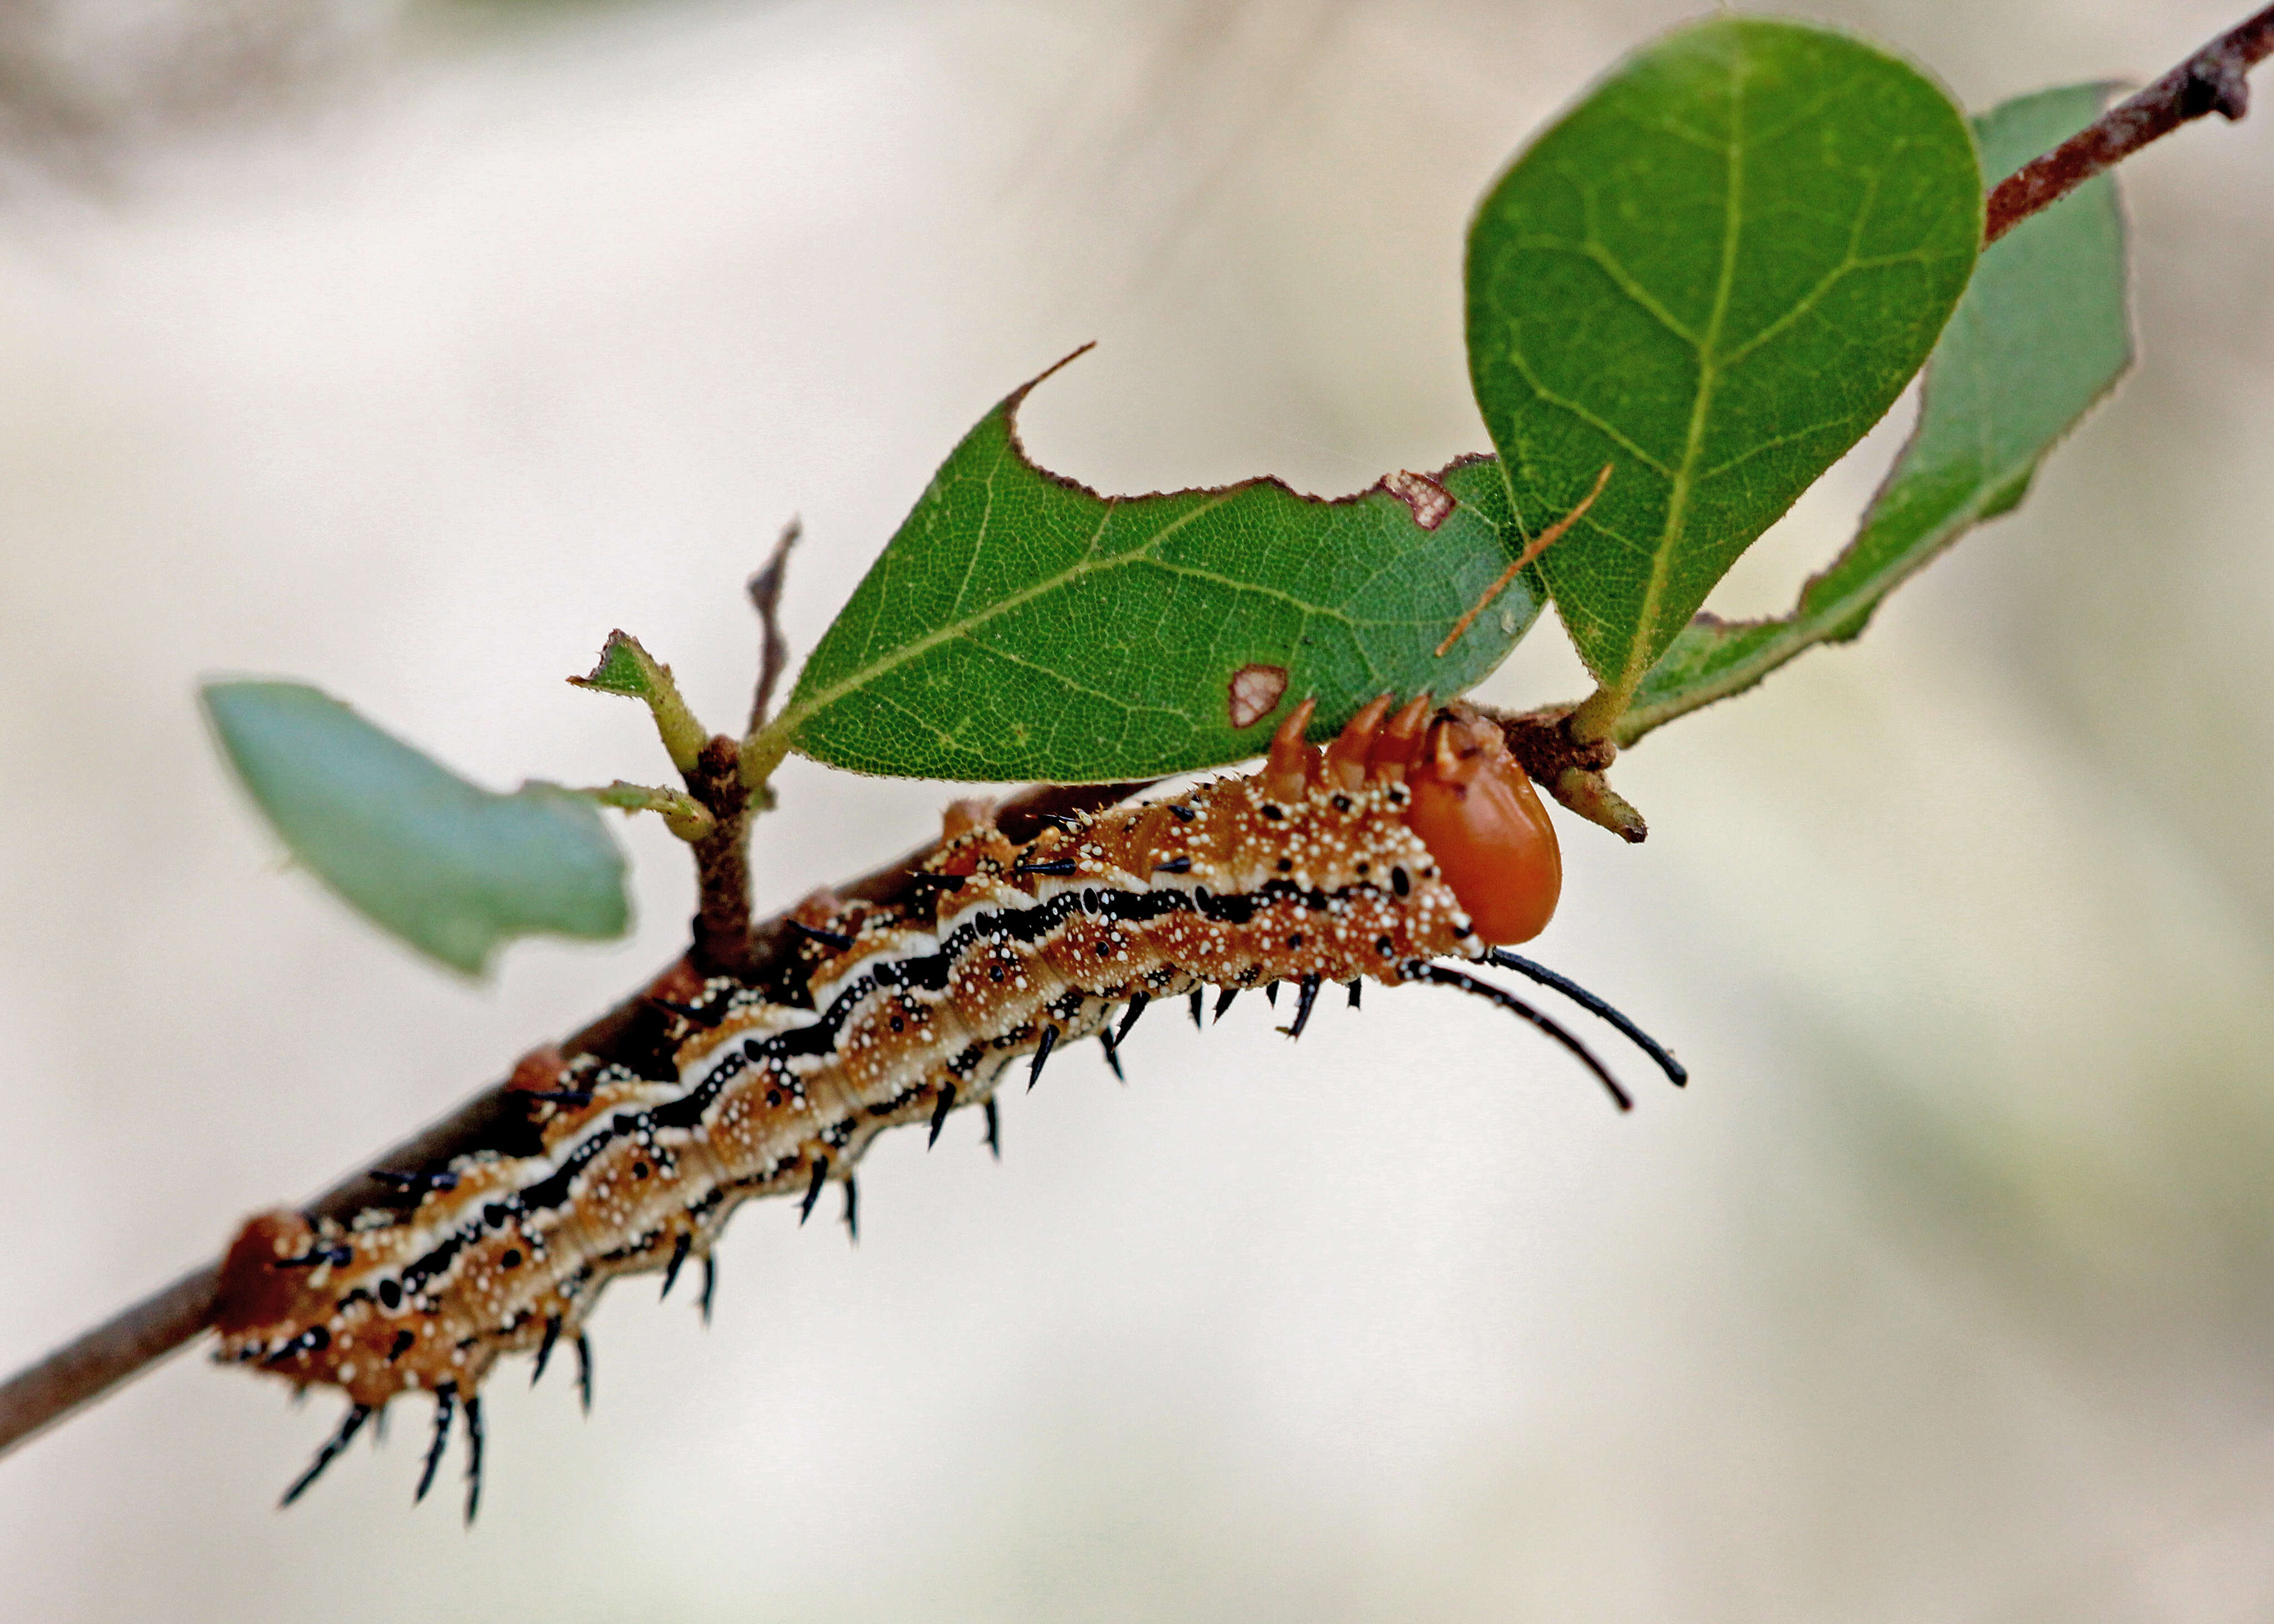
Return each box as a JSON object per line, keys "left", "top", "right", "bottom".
{"left": 3, "top": 1, "right": 2272, "bottom": 1618}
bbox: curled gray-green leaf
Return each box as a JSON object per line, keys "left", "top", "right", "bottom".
{"left": 203, "top": 680, "right": 629, "bottom": 974}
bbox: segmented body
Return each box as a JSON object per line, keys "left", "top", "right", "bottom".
{"left": 213, "top": 698, "right": 1667, "bottom": 1512}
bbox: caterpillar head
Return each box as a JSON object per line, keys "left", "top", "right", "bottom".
{"left": 1269, "top": 694, "right": 1561, "bottom": 945}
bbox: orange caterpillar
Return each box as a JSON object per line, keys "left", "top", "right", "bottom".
{"left": 214, "top": 698, "right": 1682, "bottom": 1518}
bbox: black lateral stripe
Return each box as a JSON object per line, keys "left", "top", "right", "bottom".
{"left": 383, "top": 875, "right": 1397, "bottom": 1296}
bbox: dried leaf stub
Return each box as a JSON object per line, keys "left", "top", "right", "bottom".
{"left": 1382, "top": 470, "right": 1454, "bottom": 530}
{"left": 1227, "top": 664, "right": 1290, "bottom": 729}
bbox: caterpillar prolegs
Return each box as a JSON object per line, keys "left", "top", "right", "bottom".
{"left": 214, "top": 696, "right": 1684, "bottom": 1518}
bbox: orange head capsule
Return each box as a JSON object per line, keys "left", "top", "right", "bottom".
{"left": 1400, "top": 710, "right": 1560, "bottom": 944}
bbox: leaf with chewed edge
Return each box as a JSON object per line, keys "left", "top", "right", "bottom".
{"left": 1465, "top": 17, "right": 1982, "bottom": 739}
{"left": 759, "top": 352, "right": 1547, "bottom": 783}
{"left": 1618, "top": 82, "right": 2132, "bottom": 744}
{"left": 203, "top": 680, "right": 629, "bottom": 974}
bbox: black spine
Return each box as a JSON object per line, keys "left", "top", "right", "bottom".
{"left": 1285, "top": 974, "right": 1321, "bottom": 1039}
{"left": 530, "top": 1316, "right": 562, "bottom": 1387}
{"left": 1027, "top": 1025, "right": 1059, "bottom": 1090}
{"left": 414, "top": 1384, "right": 456, "bottom": 1505}
{"left": 279, "top": 1402, "right": 372, "bottom": 1508}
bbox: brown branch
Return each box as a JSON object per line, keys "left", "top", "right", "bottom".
{"left": 1985, "top": 4, "right": 2274, "bottom": 245}
{"left": 0, "top": 776, "right": 1153, "bottom": 1462}
{"left": 0, "top": 1270, "right": 220, "bottom": 1461}
{"left": 681, "top": 733, "right": 755, "bottom": 979}
{"left": 17, "top": 4, "right": 2274, "bottom": 1470}
{"left": 747, "top": 517, "right": 802, "bottom": 734}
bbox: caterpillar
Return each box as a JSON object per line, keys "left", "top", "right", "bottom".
{"left": 212, "top": 695, "right": 1683, "bottom": 1519}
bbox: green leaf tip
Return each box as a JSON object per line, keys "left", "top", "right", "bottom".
{"left": 569, "top": 629, "right": 709, "bottom": 774}
{"left": 1618, "top": 81, "right": 2132, "bottom": 744}
{"left": 765, "top": 350, "right": 1552, "bottom": 784}
{"left": 1465, "top": 15, "right": 1984, "bottom": 739}
{"left": 572, "top": 630, "right": 661, "bottom": 700}
{"left": 202, "top": 680, "right": 630, "bottom": 975}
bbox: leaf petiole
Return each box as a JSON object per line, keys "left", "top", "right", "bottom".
{"left": 580, "top": 781, "right": 718, "bottom": 844}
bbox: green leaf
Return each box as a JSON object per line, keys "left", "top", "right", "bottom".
{"left": 203, "top": 681, "right": 629, "bottom": 974}
{"left": 760, "top": 358, "right": 1544, "bottom": 782}
{"left": 1619, "top": 82, "right": 2132, "bottom": 744}
{"left": 573, "top": 631, "right": 662, "bottom": 700}
{"left": 1465, "top": 16, "right": 1982, "bottom": 737}
{"left": 569, "top": 629, "right": 709, "bottom": 774}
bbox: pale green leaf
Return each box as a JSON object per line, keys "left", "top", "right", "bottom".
{"left": 203, "top": 680, "right": 629, "bottom": 974}
{"left": 1620, "top": 82, "right": 2132, "bottom": 743}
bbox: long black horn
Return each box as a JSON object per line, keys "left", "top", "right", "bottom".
{"left": 1417, "top": 964, "right": 1631, "bottom": 1111}
{"left": 1486, "top": 949, "right": 1686, "bottom": 1088}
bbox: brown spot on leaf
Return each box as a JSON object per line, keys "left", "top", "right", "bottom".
{"left": 1382, "top": 470, "right": 1454, "bottom": 530}
{"left": 1227, "top": 665, "right": 1290, "bottom": 729}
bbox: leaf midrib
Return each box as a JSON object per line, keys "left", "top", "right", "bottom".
{"left": 1613, "top": 55, "right": 1749, "bottom": 710}
{"left": 775, "top": 442, "right": 1389, "bottom": 742}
